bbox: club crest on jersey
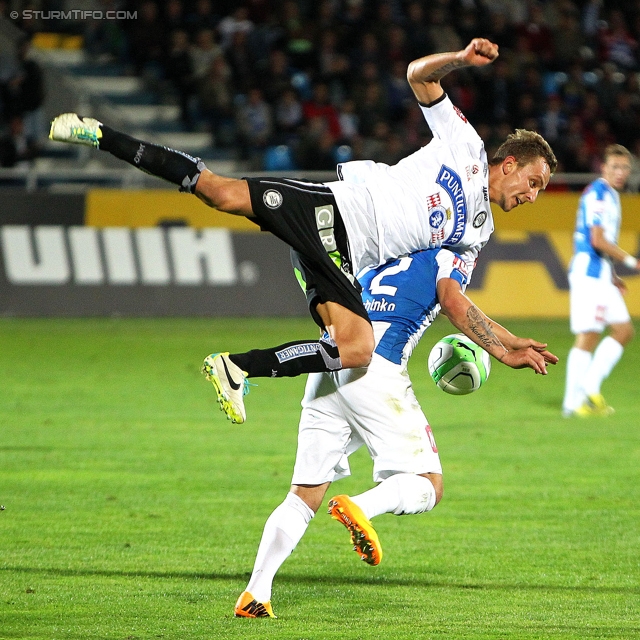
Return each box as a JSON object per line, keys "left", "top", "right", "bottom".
{"left": 428, "top": 206, "right": 447, "bottom": 244}
{"left": 473, "top": 211, "right": 487, "bottom": 228}
{"left": 427, "top": 193, "right": 446, "bottom": 244}
{"left": 429, "top": 207, "right": 446, "bottom": 229}
{"left": 263, "top": 189, "right": 283, "bottom": 209}
{"left": 436, "top": 165, "right": 467, "bottom": 245}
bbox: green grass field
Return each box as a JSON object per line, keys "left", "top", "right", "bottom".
{"left": 1, "top": 317, "right": 639, "bottom": 640}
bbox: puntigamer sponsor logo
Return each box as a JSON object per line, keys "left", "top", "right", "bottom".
{"left": 0, "top": 226, "right": 249, "bottom": 286}
{"left": 275, "top": 343, "right": 320, "bottom": 363}
{"left": 436, "top": 165, "right": 467, "bottom": 245}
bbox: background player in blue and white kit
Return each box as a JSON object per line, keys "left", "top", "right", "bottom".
{"left": 49, "top": 38, "right": 558, "bottom": 425}
{"left": 233, "top": 250, "right": 558, "bottom": 618}
{"left": 563, "top": 145, "right": 640, "bottom": 417}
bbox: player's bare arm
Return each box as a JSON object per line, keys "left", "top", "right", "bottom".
{"left": 407, "top": 38, "right": 499, "bottom": 105}
{"left": 474, "top": 315, "right": 558, "bottom": 364}
{"left": 590, "top": 225, "right": 640, "bottom": 270}
{"left": 437, "top": 278, "right": 554, "bottom": 374}
{"left": 613, "top": 273, "right": 628, "bottom": 294}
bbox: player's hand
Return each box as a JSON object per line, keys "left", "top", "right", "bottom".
{"left": 500, "top": 347, "right": 549, "bottom": 375}
{"left": 458, "top": 39, "right": 499, "bottom": 67}
{"left": 509, "top": 338, "right": 559, "bottom": 365}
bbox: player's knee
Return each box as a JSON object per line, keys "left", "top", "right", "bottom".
{"left": 609, "top": 323, "right": 633, "bottom": 347}
{"left": 390, "top": 473, "right": 440, "bottom": 515}
{"left": 614, "top": 323, "right": 635, "bottom": 346}
{"left": 428, "top": 474, "right": 444, "bottom": 505}
{"left": 338, "top": 339, "right": 373, "bottom": 368}
{"left": 334, "top": 328, "right": 374, "bottom": 368}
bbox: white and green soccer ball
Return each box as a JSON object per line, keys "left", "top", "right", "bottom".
{"left": 428, "top": 334, "right": 491, "bottom": 395}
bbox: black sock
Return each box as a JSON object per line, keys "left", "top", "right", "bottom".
{"left": 229, "top": 337, "right": 342, "bottom": 378}
{"left": 98, "top": 125, "right": 206, "bottom": 192}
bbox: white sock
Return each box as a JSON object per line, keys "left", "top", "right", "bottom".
{"left": 245, "top": 492, "right": 314, "bottom": 603}
{"left": 350, "top": 473, "right": 437, "bottom": 519}
{"left": 563, "top": 347, "right": 592, "bottom": 412}
{"left": 582, "top": 336, "right": 624, "bottom": 397}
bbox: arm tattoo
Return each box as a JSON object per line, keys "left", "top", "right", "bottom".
{"left": 424, "top": 59, "right": 468, "bottom": 82}
{"left": 466, "top": 306, "right": 508, "bottom": 360}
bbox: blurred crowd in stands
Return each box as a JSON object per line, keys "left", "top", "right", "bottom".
{"left": 0, "top": 32, "right": 45, "bottom": 167}
{"left": 2, "top": 0, "right": 640, "bottom": 174}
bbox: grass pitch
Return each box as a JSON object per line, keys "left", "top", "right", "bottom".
{"left": 1, "top": 317, "right": 639, "bottom": 640}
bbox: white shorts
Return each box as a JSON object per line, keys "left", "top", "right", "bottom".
{"left": 291, "top": 354, "right": 442, "bottom": 485}
{"left": 569, "top": 266, "right": 630, "bottom": 334}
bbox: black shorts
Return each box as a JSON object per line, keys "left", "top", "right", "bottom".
{"left": 245, "top": 177, "right": 370, "bottom": 329}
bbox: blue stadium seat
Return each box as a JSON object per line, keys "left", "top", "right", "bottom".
{"left": 334, "top": 145, "right": 353, "bottom": 164}
{"left": 263, "top": 145, "right": 296, "bottom": 171}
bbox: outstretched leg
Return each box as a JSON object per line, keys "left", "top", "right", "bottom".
{"left": 203, "top": 305, "right": 373, "bottom": 424}
{"left": 49, "top": 113, "right": 252, "bottom": 214}
{"left": 328, "top": 473, "right": 442, "bottom": 565}
{"left": 51, "top": 115, "right": 376, "bottom": 425}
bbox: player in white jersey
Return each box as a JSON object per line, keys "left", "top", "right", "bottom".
{"left": 49, "top": 38, "right": 558, "bottom": 424}
{"left": 334, "top": 92, "right": 493, "bottom": 272}
{"left": 233, "top": 248, "right": 558, "bottom": 618}
{"left": 562, "top": 145, "right": 639, "bottom": 417}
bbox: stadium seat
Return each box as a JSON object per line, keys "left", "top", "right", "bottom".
{"left": 334, "top": 145, "right": 353, "bottom": 164}
{"left": 263, "top": 145, "right": 296, "bottom": 171}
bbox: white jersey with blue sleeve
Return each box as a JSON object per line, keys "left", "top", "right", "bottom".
{"left": 293, "top": 247, "right": 469, "bottom": 486}
{"left": 570, "top": 177, "right": 621, "bottom": 281}
{"left": 568, "top": 177, "right": 630, "bottom": 334}
{"left": 327, "top": 94, "right": 494, "bottom": 274}
{"left": 358, "top": 248, "right": 470, "bottom": 369}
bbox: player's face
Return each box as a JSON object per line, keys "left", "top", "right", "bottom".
{"left": 602, "top": 155, "right": 631, "bottom": 191}
{"left": 498, "top": 157, "right": 551, "bottom": 212}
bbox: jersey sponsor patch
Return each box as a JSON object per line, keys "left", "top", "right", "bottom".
{"left": 436, "top": 165, "right": 467, "bottom": 245}
{"left": 275, "top": 342, "right": 320, "bottom": 362}
{"left": 263, "top": 189, "right": 283, "bottom": 209}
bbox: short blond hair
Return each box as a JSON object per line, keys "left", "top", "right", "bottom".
{"left": 490, "top": 129, "right": 558, "bottom": 174}
{"left": 603, "top": 144, "right": 632, "bottom": 162}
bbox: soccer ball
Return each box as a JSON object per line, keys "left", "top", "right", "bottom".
{"left": 427, "top": 333, "right": 491, "bottom": 395}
